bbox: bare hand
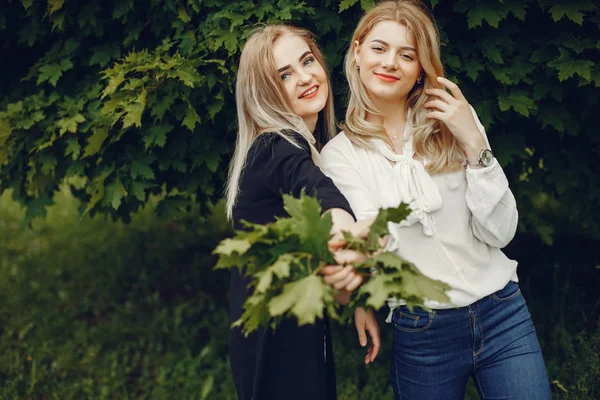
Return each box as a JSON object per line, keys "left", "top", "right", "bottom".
{"left": 424, "top": 77, "right": 486, "bottom": 160}
{"left": 328, "top": 217, "right": 376, "bottom": 251}
{"left": 354, "top": 307, "right": 380, "bottom": 364}
{"left": 320, "top": 264, "right": 363, "bottom": 293}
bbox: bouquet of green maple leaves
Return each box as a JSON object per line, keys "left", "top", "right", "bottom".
{"left": 214, "top": 193, "right": 450, "bottom": 336}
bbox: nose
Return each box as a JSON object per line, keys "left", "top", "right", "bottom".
{"left": 382, "top": 53, "right": 398, "bottom": 70}
{"left": 297, "top": 69, "right": 312, "bottom": 85}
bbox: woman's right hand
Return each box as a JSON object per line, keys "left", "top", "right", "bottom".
{"left": 320, "top": 247, "right": 367, "bottom": 305}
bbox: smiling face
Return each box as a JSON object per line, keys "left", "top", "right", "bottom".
{"left": 354, "top": 20, "right": 422, "bottom": 104}
{"left": 272, "top": 33, "right": 329, "bottom": 130}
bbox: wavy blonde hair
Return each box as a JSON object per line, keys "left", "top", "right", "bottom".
{"left": 225, "top": 25, "right": 336, "bottom": 219}
{"left": 343, "top": 0, "right": 463, "bottom": 174}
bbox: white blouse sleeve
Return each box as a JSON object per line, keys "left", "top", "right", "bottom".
{"left": 465, "top": 106, "right": 518, "bottom": 248}
{"left": 320, "top": 135, "right": 380, "bottom": 220}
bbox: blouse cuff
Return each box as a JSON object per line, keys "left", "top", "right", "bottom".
{"left": 465, "top": 158, "right": 510, "bottom": 207}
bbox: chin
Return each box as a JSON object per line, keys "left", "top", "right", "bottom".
{"left": 302, "top": 99, "right": 327, "bottom": 115}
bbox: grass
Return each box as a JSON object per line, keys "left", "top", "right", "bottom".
{"left": 0, "top": 188, "right": 598, "bottom": 399}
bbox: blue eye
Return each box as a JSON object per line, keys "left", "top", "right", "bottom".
{"left": 303, "top": 57, "right": 315, "bottom": 66}
{"left": 281, "top": 73, "right": 291, "bottom": 81}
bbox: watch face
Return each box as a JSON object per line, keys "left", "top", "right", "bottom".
{"left": 480, "top": 149, "right": 494, "bottom": 166}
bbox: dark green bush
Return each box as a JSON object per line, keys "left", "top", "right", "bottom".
{"left": 1, "top": 190, "right": 598, "bottom": 399}
{"left": 0, "top": 190, "right": 235, "bottom": 399}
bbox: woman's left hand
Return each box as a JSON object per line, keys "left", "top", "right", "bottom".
{"left": 354, "top": 307, "right": 380, "bottom": 364}
{"left": 424, "top": 77, "right": 487, "bottom": 162}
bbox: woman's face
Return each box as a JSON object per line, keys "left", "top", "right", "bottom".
{"left": 272, "top": 34, "right": 329, "bottom": 125}
{"left": 354, "top": 20, "right": 422, "bottom": 103}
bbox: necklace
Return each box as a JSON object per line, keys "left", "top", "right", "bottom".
{"left": 390, "top": 134, "right": 409, "bottom": 142}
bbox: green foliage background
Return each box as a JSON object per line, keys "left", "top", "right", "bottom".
{"left": 0, "top": 0, "right": 599, "bottom": 244}
{"left": 0, "top": 0, "right": 599, "bottom": 399}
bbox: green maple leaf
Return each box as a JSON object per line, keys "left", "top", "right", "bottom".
{"left": 213, "top": 238, "right": 252, "bottom": 257}
{"left": 268, "top": 275, "right": 334, "bottom": 325}
{"left": 24, "top": 194, "right": 53, "bottom": 227}
{"left": 182, "top": 106, "right": 201, "bottom": 131}
{"left": 21, "top": 0, "right": 33, "bottom": 10}
{"left": 465, "top": 59, "right": 484, "bottom": 82}
{"left": 367, "top": 203, "right": 411, "bottom": 250}
{"left": 214, "top": 253, "right": 248, "bottom": 271}
{"left": 143, "top": 123, "right": 171, "bottom": 149}
{"left": 47, "top": 0, "right": 64, "bottom": 14}
{"left": 339, "top": 0, "right": 358, "bottom": 12}
{"left": 178, "top": 7, "right": 191, "bottom": 23}
{"left": 65, "top": 138, "right": 81, "bottom": 160}
{"left": 360, "top": 0, "right": 375, "bottom": 11}
{"left": 549, "top": 3, "right": 593, "bottom": 25}
{"left": 357, "top": 273, "right": 397, "bottom": 309}
{"left": 150, "top": 93, "right": 175, "bottom": 121}
{"left": 549, "top": 48, "right": 593, "bottom": 82}
{"left": 130, "top": 159, "right": 155, "bottom": 180}
{"left": 168, "top": 67, "right": 203, "bottom": 88}
{"left": 121, "top": 90, "right": 146, "bottom": 129}
{"left": 482, "top": 46, "right": 503, "bottom": 64}
{"left": 0, "top": 119, "right": 12, "bottom": 146}
{"left": 57, "top": 113, "right": 85, "bottom": 135}
{"left": 204, "top": 152, "right": 220, "bottom": 173}
{"left": 282, "top": 192, "right": 331, "bottom": 260}
{"left": 130, "top": 181, "right": 149, "bottom": 202}
{"left": 357, "top": 252, "right": 450, "bottom": 308}
{"left": 255, "top": 254, "right": 295, "bottom": 293}
{"left": 497, "top": 91, "right": 536, "bottom": 117}
{"left": 37, "top": 59, "right": 73, "bottom": 87}
{"left": 233, "top": 292, "right": 271, "bottom": 336}
{"left": 102, "top": 180, "right": 126, "bottom": 210}
{"left": 83, "top": 126, "right": 109, "bottom": 158}
{"left": 456, "top": 2, "right": 507, "bottom": 29}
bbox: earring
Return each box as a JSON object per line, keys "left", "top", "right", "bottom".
{"left": 417, "top": 75, "right": 423, "bottom": 84}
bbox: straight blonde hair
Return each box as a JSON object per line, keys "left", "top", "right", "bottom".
{"left": 225, "top": 25, "right": 336, "bottom": 219}
{"left": 343, "top": 0, "right": 463, "bottom": 174}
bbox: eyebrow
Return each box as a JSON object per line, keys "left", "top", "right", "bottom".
{"left": 370, "top": 39, "right": 416, "bottom": 52}
{"left": 277, "top": 51, "right": 313, "bottom": 72}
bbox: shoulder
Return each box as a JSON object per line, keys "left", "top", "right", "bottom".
{"left": 321, "top": 131, "right": 365, "bottom": 164}
{"left": 247, "top": 131, "right": 310, "bottom": 166}
{"left": 321, "top": 131, "right": 353, "bottom": 156}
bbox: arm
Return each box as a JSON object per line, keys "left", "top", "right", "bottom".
{"left": 424, "top": 80, "right": 518, "bottom": 248}
{"left": 320, "top": 135, "right": 381, "bottom": 220}
{"left": 259, "top": 133, "right": 365, "bottom": 299}
{"left": 465, "top": 108, "right": 519, "bottom": 248}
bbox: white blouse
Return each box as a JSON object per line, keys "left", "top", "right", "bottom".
{"left": 320, "top": 110, "right": 519, "bottom": 311}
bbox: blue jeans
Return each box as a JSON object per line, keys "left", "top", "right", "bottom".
{"left": 390, "top": 281, "right": 551, "bottom": 399}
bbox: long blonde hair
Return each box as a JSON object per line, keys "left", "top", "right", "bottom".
{"left": 343, "top": 0, "right": 463, "bottom": 174}
{"left": 225, "top": 25, "right": 336, "bottom": 219}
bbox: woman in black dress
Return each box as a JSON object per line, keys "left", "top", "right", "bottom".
{"left": 225, "top": 25, "right": 379, "bottom": 400}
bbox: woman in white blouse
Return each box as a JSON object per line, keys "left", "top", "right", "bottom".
{"left": 321, "top": 1, "right": 551, "bottom": 399}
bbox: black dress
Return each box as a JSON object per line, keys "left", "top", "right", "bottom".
{"left": 229, "top": 132, "right": 354, "bottom": 400}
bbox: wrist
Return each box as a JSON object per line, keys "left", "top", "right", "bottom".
{"left": 335, "top": 289, "right": 351, "bottom": 305}
{"left": 462, "top": 136, "right": 487, "bottom": 165}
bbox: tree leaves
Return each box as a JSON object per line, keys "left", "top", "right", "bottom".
{"left": 0, "top": 0, "right": 598, "bottom": 240}
{"left": 498, "top": 91, "right": 536, "bottom": 117}
{"left": 549, "top": 48, "right": 594, "bottom": 82}
{"left": 549, "top": 2, "right": 595, "bottom": 25}
{"left": 37, "top": 59, "right": 73, "bottom": 87}
{"left": 214, "top": 193, "right": 449, "bottom": 336}
{"left": 268, "top": 275, "right": 333, "bottom": 325}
